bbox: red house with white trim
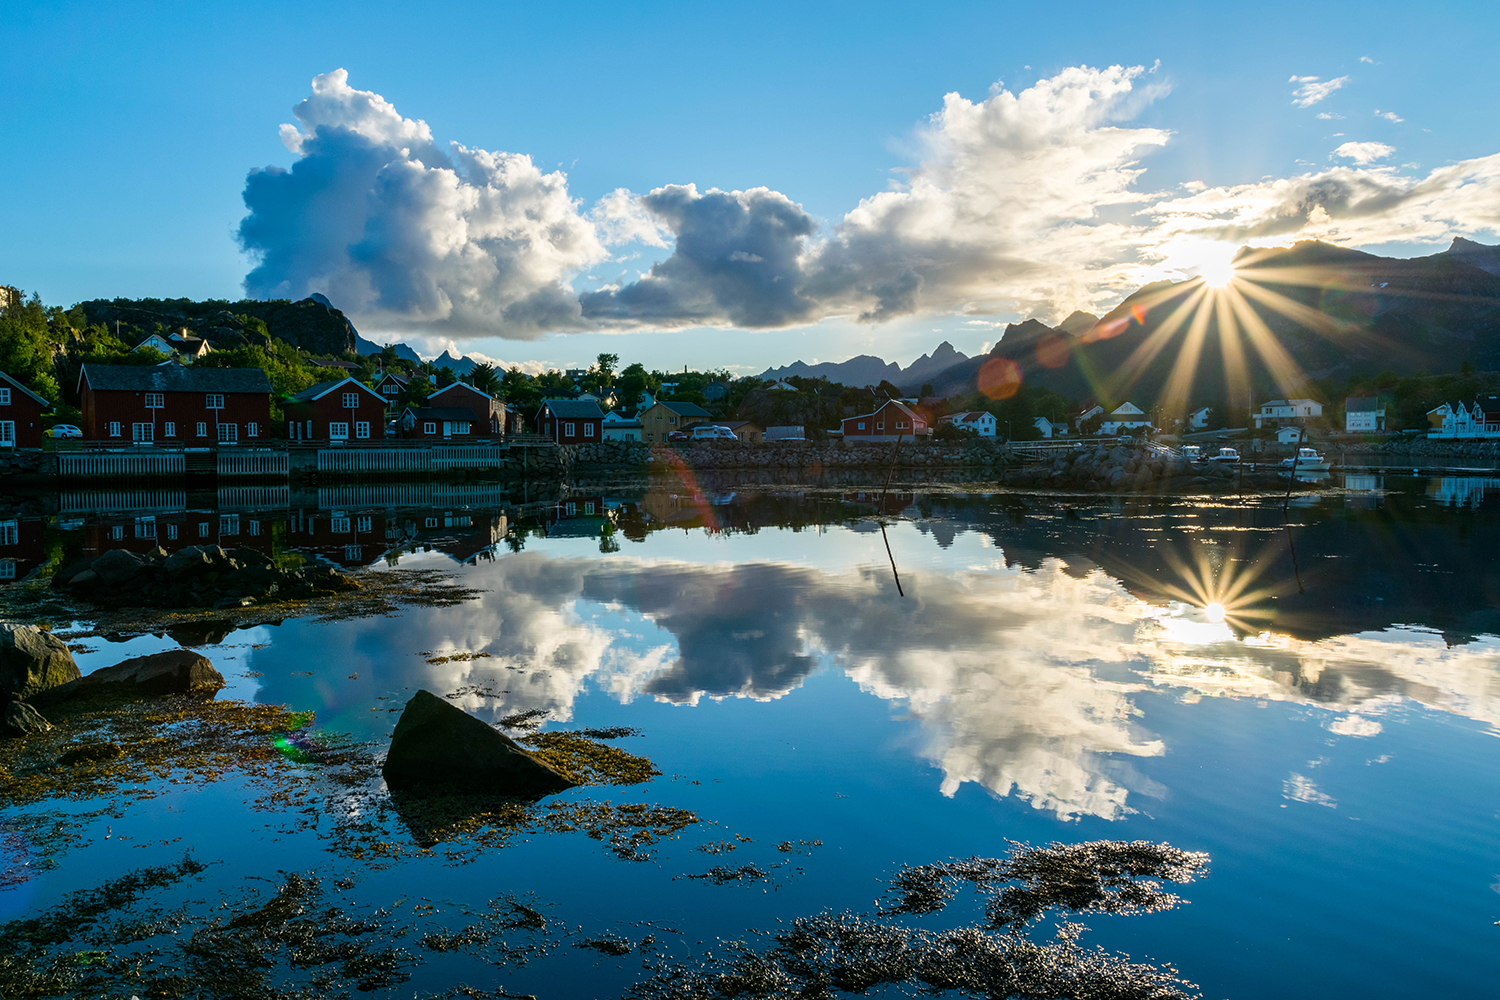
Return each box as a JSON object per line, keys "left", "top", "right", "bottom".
{"left": 373, "top": 371, "right": 412, "bottom": 407}
{"left": 427, "top": 381, "right": 507, "bottom": 437}
{"left": 535, "top": 399, "right": 604, "bottom": 443}
{"left": 841, "top": 400, "right": 930, "bottom": 443}
{"left": 79, "top": 364, "right": 271, "bottom": 444}
{"left": 283, "top": 377, "right": 388, "bottom": 442}
{"left": 0, "top": 372, "right": 50, "bottom": 449}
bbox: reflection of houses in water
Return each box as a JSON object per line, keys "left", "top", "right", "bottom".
{"left": 637, "top": 490, "right": 737, "bottom": 531}
{"left": 546, "top": 496, "right": 610, "bottom": 537}
{"left": 0, "top": 516, "right": 48, "bottom": 584}
{"left": 1427, "top": 477, "right": 1500, "bottom": 507}
{"left": 1341, "top": 473, "right": 1383, "bottom": 509}
{"left": 285, "top": 507, "right": 508, "bottom": 567}
{"left": 842, "top": 491, "right": 918, "bottom": 517}
{"left": 80, "top": 511, "right": 274, "bottom": 558}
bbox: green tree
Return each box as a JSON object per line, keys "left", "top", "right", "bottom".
{"left": 469, "top": 362, "right": 500, "bottom": 396}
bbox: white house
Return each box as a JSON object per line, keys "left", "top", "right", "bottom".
{"left": 602, "top": 410, "right": 642, "bottom": 441}
{"left": 1276, "top": 426, "right": 1306, "bottom": 445}
{"left": 1187, "top": 406, "right": 1212, "bottom": 430}
{"left": 767, "top": 379, "right": 798, "bottom": 392}
{"left": 1428, "top": 398, "right": 1500, "bottom": 439}
{"left": 1033, "top": 416, "right": 1065, "bottom": 439}
{"left": 1099, "top": 402, "right": 1153, "bottom": 436}
{"left": 1344, "top": 397, "right": 1386, "bottom": 432}
{"left": 1253, "top": 398, "right": 1322, "bottom": 429}
{"left": 939, "top": 411, "right": 997, "bottom": 437}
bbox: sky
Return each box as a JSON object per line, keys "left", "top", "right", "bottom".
{"left": 4, "top": 0, "right": 1499, "bottom": 374}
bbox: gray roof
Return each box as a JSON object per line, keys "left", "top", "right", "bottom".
{"left": 0, "top": 371, "right": 51, "bottom": 407}
{"left": 288, "top": 377, "right": 383, "bottom": 403}
{"left": 430, "top": 381, "right": 494, "bottom": 401}
{"left": 1345, "top": 396, "right": 1384, "bottom": 412}
{"left": 538, "top": 398, "right": 605, "bottom": 419}
{"left": 657, "top": 400, "right": 713, "bottom": 417}
{"left": 405, "top": 406, "right": 479, "bottom": 421}
{"left": 81, "top": 364, "right": 272, "bottom": 395}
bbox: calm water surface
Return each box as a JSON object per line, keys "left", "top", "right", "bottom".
{"left": 3, "top": 474, "right": 1499, "bottom": 998}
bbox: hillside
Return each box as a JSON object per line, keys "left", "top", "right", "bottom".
{"left": 919, "top": 238, "right": 1500, "bottom": 414}
{"left": 74, "top": 295, "right": 361, "bottom": 357}
{"left": 760, "top": 340, "right": 969, "bottom": 388}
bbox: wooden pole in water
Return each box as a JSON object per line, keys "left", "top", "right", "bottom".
{"left": 1283, "top": 424, "right": 1305, "bottom": 512}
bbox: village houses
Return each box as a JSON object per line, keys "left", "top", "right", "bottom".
{"left": 938, "top": 411, "right": 998, "bottom": 437}
{"left": 841, "top": 400, "right": 930, "bottom": 442}
{"left": 639, "top": 400, "right": 714, "bottom": 442}
{"left": 1427, "top": 397, "right": 1500, "bottom": 439}
{"left": 535, "top": 399, "right": 605, "bottom": 444}
{"left": 0, "top": 372, "right": 50, "bottom": 449}
{"left": 426, "top": 381, "right": 507, "bottom": 436}
{"left": 1253, "top": 398, "right": 1322, "bottom": 429}
{"left": 79, "top": 364, "right": 271, "bottom": 443}
{"left": 282, "top": 376, "right": 387, "bottom": 442}
{"left": 1344, "top": 397, "right": 1386, "bottom": 432}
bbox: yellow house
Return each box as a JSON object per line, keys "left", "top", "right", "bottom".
{"left": 640, "top": 400, "right": 714, "bottom": 443}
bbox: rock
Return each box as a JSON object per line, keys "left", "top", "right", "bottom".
{"left": 164, "top": 545, "right": 221, "bottom": 577}
{"left": 91, "top": 547, "right": 145, "bottom": 585}
{"left": 0, "top": 624, "right": 81, "bottom": 701}
{"left": 382, "top": 689, "right": 576, "bottom": 797}
{"left": 81, "top": 648, "right": 225, "bottom": 698}
{"left": 2, "top": 698, "right": 51, "bottom": 737}
{"left": 58, "top": 742, "right": 123, "bottom": 766}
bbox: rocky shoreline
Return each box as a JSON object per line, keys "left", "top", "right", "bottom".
{"left": 51, "top": 544, "right": 358, "bottom": 609}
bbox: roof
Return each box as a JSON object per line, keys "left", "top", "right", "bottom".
{"left": 287, "top": 376, "right": 383, "bottom": 403}
{"left": 80, "top": 364, "right": 272, "bottom": 395}
{"left": 849, "top": 399, "right": 924, "bottom": 423}
{"left": 942, "top": 411, "right": 991, "bottom": 424}
{"left": 1346, "top": 396, "right": 1384, "bottom": 412}
{"left": 311, "top": 359, "right": 361, "bottom": 369}
{"left": 376, "top": 371, "right": 410, "bottom": 384}
{"left": 653, "top": 400, "right": 714, "bottom": 417}
{"left": 537, "top": 398, "right": 606, "bottom": 419}
{"left": 429, "top": 381, "right": 494, "bottom": 401}
{"left": 721, "top": 420, "right": 761, "bottom": 430}
{"left": 0, "top": 371, "right": 51, "bottom": 407}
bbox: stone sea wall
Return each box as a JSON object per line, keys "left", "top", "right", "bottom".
{"left": 1335, "top": 438, "right": 1500, "bottom": 460}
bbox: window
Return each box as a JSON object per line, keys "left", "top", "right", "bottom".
{"left": 109, "top": 421, "right": 122, "bottom": 437}
{"left": 218, "top": 423, "right": 237, "bottom": 443}
{"left": 329, "top": 422, "right": 349, "bottom": 440}
{"left": 0, "top": 521, "right": 16, "bottom": 545}
{"left": 424, "top": 422, "right": 437, "bottom": 435}
{"left": 565, "top": 502, "right": 577, "bottom": 515}
{"left": 584, "top": 422, "right": 595, "bottom": 437}
{"left": 425, "top": 517, "right": 438, "bottom": 528}
{"left": 144, "top": 392, "right": 164, "bottom": 408}
{"left": 453, "top": 421, "right": 469, "bottom": 434}
{"left": 0, "top": 388, "right": 8, "bottom": 405}
{"left": 134, "top": 517, "right": 156, "bottom": 539}
{"left": 875, "top": 422, "right": 884, "bottom": 430}
{"left": 896, "top": 420, "right": 907, "bottom": 429}
{"left": 584, "top": 501, "right": 596, "bottom": 515}
{"left": 167, "top": 524, "right": 178, "bottom": 540}
{"left": 164, "top": 421, "right": 176, "bottom": 437}
{"left": 668, "top": 416, "right": 676, "bottom": 424}
{"left": 205, "top": 394, "right": 225, "bottom": 409}
{"left": 0, "top": 422, "right": 12, "bottom": 445}
{"left": 198, "top": 522, "right": 209, "bottom": 538}
{"left": 857, "top": 421, "right": 865, "bottom": 430}
{"left": 342, "top": 392, "right": 359, "bottom": 409}
{"left": 111, "top": 525, "right": 124, "bottom": 540}
{"left": 249, "top": 520, "right": 260, "bottom": 536}
{"left": 383, "top": 384, "right": 397, "bottom": 395}
{"left": 564, "top": 422, "right": 576, "bottom": 437}
{"left": 306, "top": 420, "right": 313, "bottom": 438}
{"left": 331, "top": 516, "right": 351, "bottom": 533}
{"left": 356, "top": 516, "right": 372, "bottom": 533}
{"left": 133, "top": 423, "right": 154, "bottom": 442}
{"left": 196, "top": 422, "right": 207, "bottom": 437}
{"left": 247, "top": 422, "right": 258, "bottom": 438}
{"left": 355, "top": 421, "right": 370, "bottom": 439}
{"left": 344, "top": 545, "right": 362, "bottom": 562}
{"left": 220, "top": 515, "right": 239, "bottom": 536}
{"left": 0, "top": 561, "right": 14, "bottom": 580}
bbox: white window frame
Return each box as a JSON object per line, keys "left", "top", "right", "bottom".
{"left": 196, "top": 422, "right": 207, "bottom": 437}
{"left": 247, "top": 422, "right": 258, "bottom": 437}
{"left": 166, "top": 524, "right": 178, "bottom": 540}
{"left": 564, "top": 422, "right": 576, "bottom": 437}
{"left": 342, "top": 392, "right": 359, "bottom": 409}
{"left": 355, "top": 421, "right": 370, "bottom": 439}
{"left": 0, "top": 388, "right": 9, "bottom": 406}
{"left": 144, "top": 392, "right": 164, "bottom": 408}
{"left": 109, "top": 421, "right": 122, "bottom": 437}
{"left": 197, "top": 521, "right": 209, "bottom": 538}
{"left": 0, "top": 561, "right": 15, "bottom": 580}
{"left": 331, "top": 516, "right": 351, "bottom": 534}
{"left": 220, "top": 514, "right": 239, "bottom": 535}
{"left": 356, "top": 516, "right": 372, "bottom": 533}
{"left": 0, "top": 521, "right": 17, "bottom": 545}
{"left": 857, "top": 421, "right": 865, "bottom": 430}
{"left": 132, "top": 423, "right": 154, "bottom": 442}
{"left": 164, "top": 421, "right": 176, "bottom": 437}
{"left": 423, "top": 421, "right": 437, "bottom": 435}
{"left": 453, "top": 421, "right": 469, "bottom": 435}
{"left": 584, "top": 422, "right": 595, "bottom": 437}
{"left": 205, "top": 394, "right": 225, "bottom": 409}
{"left": 0, "top": 421, "right": 13, "bottom": 446}
{"left": 328, "top": 421, "right": 349, "bottom": 441}
{"left": 217, "top": 423, "right": 238, "bottom": 443}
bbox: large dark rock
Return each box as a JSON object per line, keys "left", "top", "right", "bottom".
{"left": 81, "top": 648, "right": 225, "bottom": 698}
{"left": 0, "top": 624, "right": 81, "bottom": 701}
{"left": 91, "top": 547, "right": 146, "bottom": 585}
{"left": 382, "top": 690, "right": 576, "bottom": 797}
{"left": 2, "top": 697, "right": 52, "bottom": 737}
{"left": 51, "top": 544, "right": 357, "bottom": 608}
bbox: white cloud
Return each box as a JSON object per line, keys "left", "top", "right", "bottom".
{"left": 1359, "top": 55, "right": 1377, "bottom": 64}
{"left": 1332, "top": 141, "right": 1396, "bottom": 164}
{"left": 1283, "top": 773, "right": 1337, "bottom": 807}
{"left": 1376, "top": 109, "right": 1404, "bottom": 123}
{"left": 1290, "top": 75, "right": 1350, "bottom": 108}
{"left": 1328, "top": 714, "right": 1383, "bottom": 737}
{"left": 1316, "top": 112, "right": 1345, "bottom": 120}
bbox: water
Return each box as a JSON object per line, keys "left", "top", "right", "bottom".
{"left": 2, "top": 474, "right": 1499, "bottom": 998}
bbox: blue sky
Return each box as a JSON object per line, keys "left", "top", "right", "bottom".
{"left": 4, "top": 0, "right": 1498, "bottom": 373}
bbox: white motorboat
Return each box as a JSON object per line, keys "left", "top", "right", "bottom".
{"left": 1207, "top": 446, "right": 1240, "bottom": 464}
{"left": 1180, "top": 444, "right": 1202, "bottom": 461}
{"left": 1280, "top": 447, "right": 1329, "bottom": 472}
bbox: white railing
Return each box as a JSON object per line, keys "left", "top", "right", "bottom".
{"left": 58, "top": 451, "right": 185, "bottom": 479}
{"left": 315, "top": 482, "right": 509, "bottom": 510}
{"left": 218, "top": 486, "right": 291, "bottom": 510}
{"left": 60, "top": 490, "right": 187, "bottom": 514}
{"left": 216, "top": 451, "right": 289, "bottom": 477}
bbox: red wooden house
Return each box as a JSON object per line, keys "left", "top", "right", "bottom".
{"left": 426, "top": 381, "right": 507, "bottom": 436}
{"left": 373, "top": 371, "right": 413, "bottom": 407}
{"left": 0, "top": 372, "right": 50, "bottom": 449}
{"left": 841, "top": 400, "right": 930, "bottom": 443}
{"left": 535, "top": 399, "right": 604, "bottom": 443}
{"left": 399, "top": 406, "right": 478, "bottom": 439}
{"left": 283, "top": 377, "right": 389, "bottom": 442}
{"left": 78, "top": 364, "right": 272, "bottom": 444}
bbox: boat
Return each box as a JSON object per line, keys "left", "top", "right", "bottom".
{"left": 1280, "top": 447, "right": 1329, "bottom": 472}
{"left": 1180, "top": 444, "right": 1201, "bottom": 461}
{"left": 1207, "top": 446, "right": 1240, "bottom": 464}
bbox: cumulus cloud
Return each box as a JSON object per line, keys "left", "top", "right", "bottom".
{"left": 1316, "top": 112, "right": 1345, "bottom": 120}
{"left": 240, "top": 69, "right": 607, "bottom": 339}
{"left": 1333, "top": 141, "right": 1396, "bottom": 164}
{"left": 1290, "top": 74, "right": 1350, "bottom": 108}
{"left": 1375, "top": 109, "right": 1404, "bottom": 123}
{"left": 240, "top": 64, "right": 1500, "bottom": 340}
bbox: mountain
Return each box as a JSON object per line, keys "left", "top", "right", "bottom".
{"left": 759, "top": 341, "right": 970, "bottom": 389}
{"left": 75, "top": 295, "right": 359, "bottom": 356}
{"left": 355, "top": 334, "right": 423, "bottom": 364}
{"left": 432, "top": 350, "right": 487, "bottom": 376}
{"left": 919, "top": 239, "right": 1500, "bottom": 412}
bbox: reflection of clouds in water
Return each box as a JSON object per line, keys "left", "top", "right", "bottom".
{"left": 1283, "top": 773, "right": 1338, "bottom": 808}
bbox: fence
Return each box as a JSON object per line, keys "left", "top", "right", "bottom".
{"left": 217, "top": 450, "right": 289, "bottom": 478}
{"left": 315, "top": 482, "right": 509, "bottom": 510}
{"left": 60, "top": 490, "right": 187, "bottom": 514}
{"left": 58, "top": 451, "right": 185, "bottom": 479}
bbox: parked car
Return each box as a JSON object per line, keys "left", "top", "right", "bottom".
{"left": 45, "top": 424, "right": 82, "bottom": 438}
{"left": 690, "top": 424, "right": 737, "bottom": 440}
{"left": 667, "top": 430, "right": 690, "bottom": 442}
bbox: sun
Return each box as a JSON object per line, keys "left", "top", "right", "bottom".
{"left": 1203, "top": 602, "right": 1227, "bottom": 623}
{"left": 1195, "top": 246, "right": 1239, "bottom": 288}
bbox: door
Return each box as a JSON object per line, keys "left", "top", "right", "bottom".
{"left": 329, "top": 422, "right": 349, "bottom": 441}
{"left": 132, "top": 423, "right": 154, "bottom": 443}
{"left": 0, "top": 421, "right": 12, "bottom": 447}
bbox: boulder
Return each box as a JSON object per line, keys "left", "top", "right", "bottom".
{"left": 2, "top": 698, "right": 52, "bottom": 737}
{"left": 91, "top": 547, "right": 145, "bottom": 585}
{"left": 81, "top": 648, "right": 225, "bottom": 698}
{"left": 0, "top": 624, "right": 81, "bottom": 701}
{"left": 164, "top": 545, "right": 221, "bottom": 577}
{"left": 382, "top": 690, "right": 576, "bottom": 798}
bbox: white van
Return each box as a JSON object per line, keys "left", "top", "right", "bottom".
{"left": 691, "top": 424, "right": 737, "bottom": 441}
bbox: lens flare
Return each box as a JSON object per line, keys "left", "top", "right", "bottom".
{"left": 1204, "top": 602, "right": 1226, "bottom": 623}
